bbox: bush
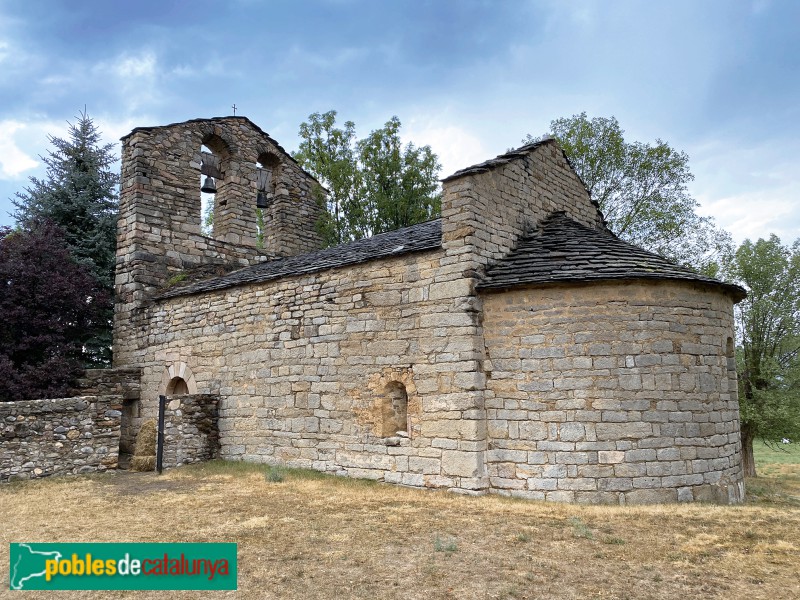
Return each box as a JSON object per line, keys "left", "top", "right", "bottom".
{"left": 0, "top": 223, "right": 109, "bottom": 401}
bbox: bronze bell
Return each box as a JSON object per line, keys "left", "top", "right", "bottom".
{"left": 256, "top": 191, "right": 269, "bottom": 209}
{"left": 201, "top": 176, "right": 217, "bottom": 194}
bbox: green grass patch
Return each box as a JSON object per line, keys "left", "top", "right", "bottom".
{"left": 602, "top": 536, "right": 626, "bottom": 545}
{"left": 180, "top": 459, "right": 268, "bottom": 476}
{"left": 165, "top": 272, "right": 188, "bottom": 287}
{"left": 433, "top": 534, "right": 458, "bottom": 553}
{"left": 753, "top": 439, "right": 800, "bottom": 465}
{"left": 265, "top": 465, "right": 286, "bottom": 482}
{"left": 744, "top": 477, "right": 788, "bottom": 503}
{"left": 568, "top": 516, "right": 594, "bottom": 540}
{"left": 749, "top": 438, "right": 800, "bottom": 507}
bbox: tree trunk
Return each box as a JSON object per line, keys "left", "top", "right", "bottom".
{"left": 741, "top": 426, "right": 757, "bottom": 478}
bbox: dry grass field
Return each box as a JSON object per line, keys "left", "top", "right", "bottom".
{"left": 2, "top": 443, "right": 799, "bottom": 600}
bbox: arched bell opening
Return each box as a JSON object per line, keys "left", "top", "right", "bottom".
{"left": 254, "top": 152, "right": 281, "bottom": 248}
{"left": 198, "top": 134, "right": 231, "bottom": 238}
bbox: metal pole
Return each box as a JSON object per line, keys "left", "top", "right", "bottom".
{"left": 156, "top": 394, "right": 166, "bottom": 475}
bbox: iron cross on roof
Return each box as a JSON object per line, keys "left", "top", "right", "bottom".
{"left": 232, "top": 104, "right": 237, "bottom": 116}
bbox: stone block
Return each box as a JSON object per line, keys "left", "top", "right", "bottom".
{"left": 518, "top": 421, "right": 548, "bottom": 441}
{"left": 625, "top": 488, "right": 677, "bottom": 504}
{"left": 529, "top": 477, "right": 558, "bottom": 491}
{"left": 559, "top": 422, "right": 585, "bottom": 442}
{"left": 487, "top": 448, "right": 527, "bottom": 463}
{"left": 542, "top": 464, "right": 567, "bottom": 478}
{"left": 634, "top": 354, "right": 662, "bottom": 367}
{"left": 409, "top": 457, "right": 440, "bottom": 474}
{"left": 598, "top": 451, "right": 624, "bottom": 464}
{"left": 545, "top": 490, "right": 575, "bottom": 502}
{"left": 619, "top": 374, "right": 642, "bottom": 390}
{"left": 598, "top": 477, "right": 633, "bottom": 492}
{"left": 441, "top": 450, "right": 483, "bottom": 477}
{"left": 656, "top": 447, "right": 680, "bottom": 461}
{"left": 595, "top": 422, "right": 653, "bottom": 441}
{"left": 557, "top": 477, "right": 597, "bottom": 491}
{"left": 429, "top": 279, "right": 472, "bottom": 300}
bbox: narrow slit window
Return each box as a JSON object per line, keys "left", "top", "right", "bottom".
{"left": 382, "top": 382, "right": 408, "bottom": 437}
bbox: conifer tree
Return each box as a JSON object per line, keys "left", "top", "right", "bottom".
{"left": 12, "top": 110, "right": 119, "bottom": 367}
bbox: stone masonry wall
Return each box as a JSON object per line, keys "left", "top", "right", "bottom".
{"left": 128, "top": 134, "right": 606, "bottom": 494}
{"left": 138, "top": 248, "right": 493, "bottom": 491}
{"left": 70, "top": 367, "right": 141, "bottom": 400}
{"left": 118, "top": 129, "right": 744, "bottom": 503}
{"left": 115, "top": 117, "right": 322, "bottom": 369}
{"left": 162, "top": 394, "right": 220, "bottom": 468}
{"left": 482, "top": 281, "right": 744, "bottom": 504}
{"left": 0, "top": 396, "right": 122, "bottom": 482}
{"left": 402, "top": 139, "right": 613, "bottom": 491}
{"left": 70, "top": 367, "right": 141, "bottom": 457}
{"left": 441, "top": 140, "right": 603, "bottom": 273}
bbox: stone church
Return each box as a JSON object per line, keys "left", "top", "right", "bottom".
{"left": 114, "top": 116, "right": 745, "bottom": 504}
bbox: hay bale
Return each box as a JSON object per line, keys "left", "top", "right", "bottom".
{"left": 134, "top": 419, "right": 157, "bottom": 456}
{"left": 130, "top": 419, "right": 157, "bottom": 472}
{"left": 130, "top": 456, "right": 156, "bottom": 471}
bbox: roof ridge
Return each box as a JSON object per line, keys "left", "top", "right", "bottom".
{"left": 441, "top": 138, "right": 554, "bottom": 183}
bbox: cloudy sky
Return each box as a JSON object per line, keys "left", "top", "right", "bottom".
{"left": 0, "top": 0, "right": 797, "bottom": 244}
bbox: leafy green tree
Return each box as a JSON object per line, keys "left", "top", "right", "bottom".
{"left": 724, "top": 235, "right": 800, "bottom": 476}
{"left": 12, "top": 111, "right": 119, "bottom": 367}
{"left": 527, "top": 112, "right": 731, "bottom": 274}
{"left": 294, "top": 111, "right": 363, "bottom": 245}
{"left": 358, "top": 116, "right": 441, "bottom": 235}
{"left": 294, "top": 111, "right": 441, "bottom": 246}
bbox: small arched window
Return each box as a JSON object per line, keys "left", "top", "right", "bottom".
{"left": 381, "top": 382, "right": 409, "bottom": 437}
{"left": 166, "top": 376, "right": 189, "bottom": 396}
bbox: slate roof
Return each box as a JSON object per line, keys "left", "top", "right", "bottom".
{"left": 158, "top": 219, "right": 443, "bottom": 299}
{"left": 478, "top": 212, "right": 746, "bottom": 299}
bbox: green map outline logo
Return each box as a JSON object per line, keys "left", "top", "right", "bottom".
{"left": 10, "top": 544, "right": 63, "bottom": 590}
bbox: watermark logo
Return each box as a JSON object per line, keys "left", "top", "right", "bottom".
{"left": 9, "top": 543, "right": 237, "bottom": 590}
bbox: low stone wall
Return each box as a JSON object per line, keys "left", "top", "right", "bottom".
{"left": 0, "top": 396, "right": 122, "bottom": 482}
{"left": 71, "top": 367, "right": 141, "bottom": 400}
{"left": 162, "top": 394, "right": 220, "bottom": 468}
{"left": 71, "top": 367, "right": 141, "bottom": 457}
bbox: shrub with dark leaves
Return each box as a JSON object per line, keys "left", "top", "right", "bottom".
{"left": 0, "top": 222, "right": 109, "bottom": 401}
